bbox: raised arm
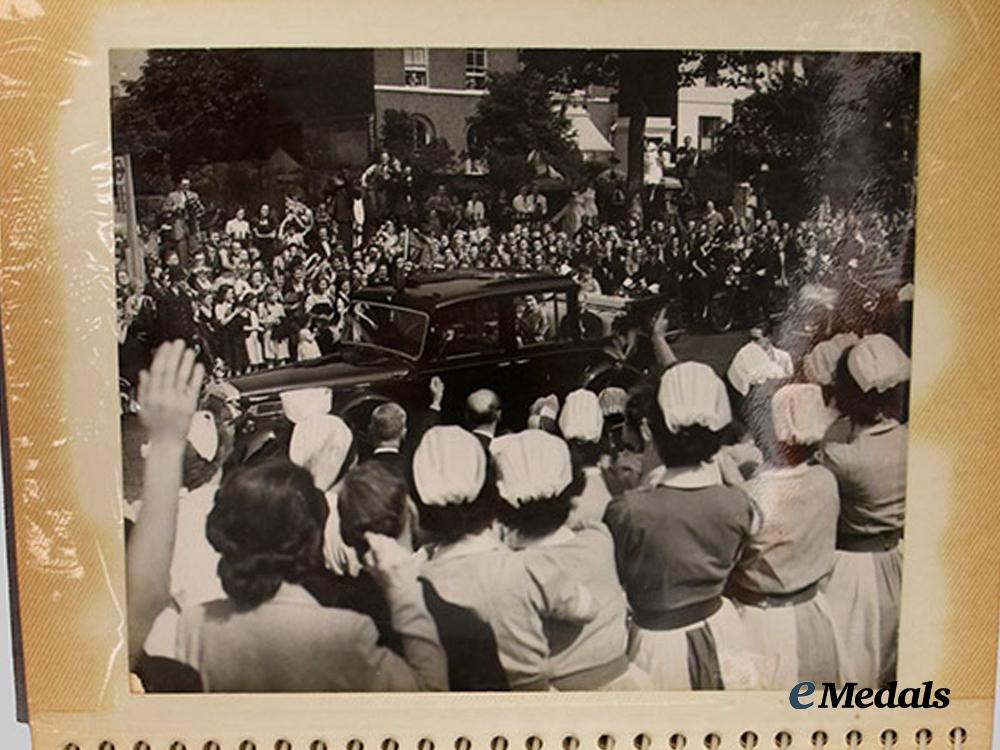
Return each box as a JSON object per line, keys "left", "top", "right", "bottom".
{"left": 363, "top": 533, "right": 448, "bottom": 691}
{"left": 650, "top": 308, "right": 678, "bottom": 372}
{"left": 126, "top": 340, "right": 205, "bottom": 666}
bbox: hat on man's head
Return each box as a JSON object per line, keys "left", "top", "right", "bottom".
{"left": 847, "top": 334, "right": 910, "bottom": 394}
{"left": 413, "top": 426, "right": 487, "bottom": 507}
{"left": 492, "top": 430, "right": 572, "bottom": 507}
{"left": 658, "top": 361, "right": 732, "bottom": 434}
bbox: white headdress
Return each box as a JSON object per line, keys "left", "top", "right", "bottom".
{"left": 558, "top": 389, "right": 603, "bottom": 443}
{"left": 492, "top": 429, "right": 573, "bottom": 507}
{"left": 413, "top": 426, "right": 487, "bottom": 507}
{"left": 803, "top": 332, "right": 860, "bottom": 386}
{"left": 288, "top": 414, "right": 353, "bottom": 492}
{"left": 658, "top": 362, "right": 732, "bottom": 433}
{"left": 771, "top": 384, "right": 836, "bottom": 445}
{"left": 847, "top": 334, "right": 910, "bottom": 394}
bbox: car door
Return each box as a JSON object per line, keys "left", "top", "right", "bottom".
{"left": 419, "top": 294, "right": 512, "bottom": 423}
{"left": 501, "top": 288, "right": 592, "bottom": 426}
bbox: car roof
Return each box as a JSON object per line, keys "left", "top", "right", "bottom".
{"left": 352, "top": 270, "right": 577, "bottom": 313}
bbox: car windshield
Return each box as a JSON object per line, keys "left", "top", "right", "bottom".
{"left": 344, "top": 301, "right": 428, "bottom": 360}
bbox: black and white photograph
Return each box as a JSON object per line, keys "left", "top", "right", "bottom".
{"left": 112, "top": 47, "right": 918, "bottom": 693}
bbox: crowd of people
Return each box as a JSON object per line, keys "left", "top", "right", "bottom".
{"left": 116, "top": 148, "right": 914, "bottom": 393}
{"left": 119, "top": 145, "right": 913, "bottom": 693}
{"left": 125, "top": 276, "right": 910, "bottom": 691}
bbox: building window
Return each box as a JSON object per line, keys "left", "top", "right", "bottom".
{"left": 465, "top": 48, "right": 488, "bottom": 89}
{"left": 698, "top": 115, "right": 724, "bottom": 153}
{"left": 404, "top": 48, "right": 429, "bottom": 87}
{"left": 410, "top": 114, "right": 435, "bottom": 148}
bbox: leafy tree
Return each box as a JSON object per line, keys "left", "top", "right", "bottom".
{"left": 520, "top": 50, "right": 681, "bottom": 220}
{"left": 112, "top": 50, "right": 269, "bottom": 190}
{"left": 466, "top": 67, "right": 583, "bottom": 192}
{"left": 379, "top": 109, "right": 456, "bottom": 191}
{"left": 707, "top": 52, "right": 919, "bottom": 214}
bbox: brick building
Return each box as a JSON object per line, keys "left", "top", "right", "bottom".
{"left": 373, "top": 49, "right": 616, "bottom": 171}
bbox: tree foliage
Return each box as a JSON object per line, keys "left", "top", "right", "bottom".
{"left": 467, "top": 68, "right": 584, "bottom": 191}
{"left": 112, "top": 50, "right": 269, "bottom": 189}
{"left": 379, "top": 109, "right": 456, "bottom": 185}
{"left": 710, "top": 52, "right": 919, "bottom": 211}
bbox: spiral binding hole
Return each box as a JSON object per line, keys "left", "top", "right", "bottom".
{"left": 810, "top": 731, "right": 828, "bottom": 748}
{"left": 99, "top": 742, "right": 116, "bottom": 750}
{"left": 526, "top": 736, "right": 543, "bottom": 750}
{"left": 599, "top": 735, "right": 615, "bottom": 750}
{"left": 455, "top": 737, "right": 472, "bottom": 750}
{"left": 240, "top": 741, "right": 258, "bottom": 750}
{"left": 133, "top": 742, "right": 151, "bottom": 750}
{"left": 774, "top": 732, "right": 792, "bottom": 749}
{"left": 948, "top": 727, "right": 967, "bottom": 749}
{"left": 915, "top": 729, "right": 932, "bottom": 748}
{"left": 312, "top": 741, "right": 330, "bottom": 750}
{"left": 418, "top": 739, "right": 436, "bottom": 750}
{"left": 492, "top": 737, "right": 510, "bottom": 750}
{"left": 740, "top": 731, "right": 759, "bottom": 749}
{"left": 348, "top": 738, "right": 365, "bottom": 750}
{"left": 634, "top": 733, "right": 652, "bottom": 750}
{"left": 382, "top": 739, "right": 398, "bottom": 750}
{"left": 63, "top": 745, "right": 81, "bottom": 750}
{"left": 880, "top": 729, "right": 898, "bottom": 748}
{"left": 204, "top": 743, "right": 222, "bottom": 750}
{"left": 845, "top": 730, "right": 863, "bottom": 749}
{"left": 276, "top": 740, "right": 293, "bottom": 750}
{"left": 669, "top": 733, "right": 687, "bottom": 750}
{"left": 170, "top": 743, "right": 187, "bottom": 750}
{"left": 563, "top": 736, "right": 580, "bottom": 750}
{"left": 703, "top": 733, "right": 722, "bottom": 750}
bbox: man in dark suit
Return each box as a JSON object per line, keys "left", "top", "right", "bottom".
{"left": 464, "top": 389, "right": 501, "bottom": 453}
{"left": 365, "top": 402, "right": 408, "bottom": 477}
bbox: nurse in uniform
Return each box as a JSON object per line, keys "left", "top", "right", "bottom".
{"left": 820, "top": 333, "right": 910, "bottom": 688}
{"left": 730, "top": 383, "right": 852, "bottom": 687}
{"left": 493, "top": 428, "right": 650, "bottom": 691}
{"left": 414, "top": 426, "right": 598, "bottom": 690}
{"left": 604, "top": 361, "right": 762, "bottom": 689}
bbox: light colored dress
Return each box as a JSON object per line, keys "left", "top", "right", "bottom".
{"left": 261, "top": 301, "right": 290, "bottom": 361}
{"left": 730, "top": 463, "right": 853, "bottom": 687}
{"left": 567, "top": 467, "right": 612, "bottom": 526}
{"left": 420, "top": 528, "right": 597, "bottom": 691}
{"left": 244, "top": 309, "right": 264, "bottom": 366}
{"left": 821, "top": 419, "right": 907, "bottom": 688}
{"left": 515, "top": 524, "right": 650, "bottom": 690}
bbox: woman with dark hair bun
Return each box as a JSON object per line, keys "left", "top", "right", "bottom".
{"left": 413, "top": 425, "right": 598, "bottom": 691}
{"left": 493, "top": 430, "right": 649, "bottom": 691}
{"left": 604, "top": 361, "right": 762, "bottom": 690}
{"left": 172, "top": 457, "right": 447, "bottom": 692}
{"left": 820, "top": 333, "right": 910, "bottom": 688}
{"left": 729, "top": 383, "right": 851, "bottom": 687}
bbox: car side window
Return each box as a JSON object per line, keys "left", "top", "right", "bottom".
{"left": 513, "top": 292, "right": 571, "bottom": 348}
{"left": 434, "top": 297, "right": 502, "bottom": 359}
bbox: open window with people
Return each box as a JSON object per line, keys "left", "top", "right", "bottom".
{"left": 513, "top": 291, "right": 571, "bottom": 348}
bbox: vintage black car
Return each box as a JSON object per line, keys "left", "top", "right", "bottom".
{"left": 230, "top": 270, "right": 656, "bottom": 442}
